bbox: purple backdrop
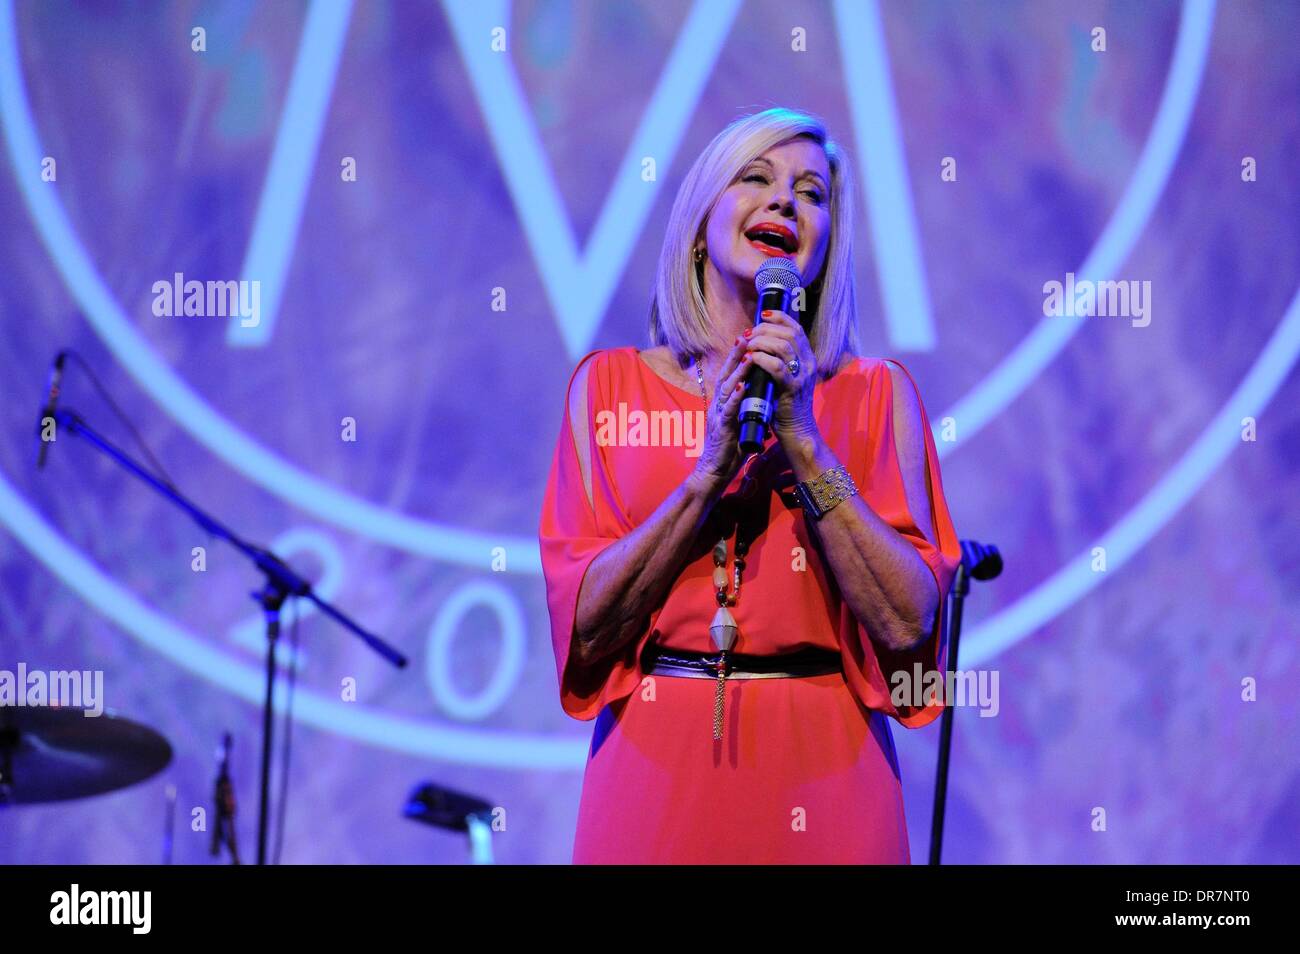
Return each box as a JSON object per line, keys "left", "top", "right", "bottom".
{"left": 1, "top": 0, "right": 1297, "bottom": 864}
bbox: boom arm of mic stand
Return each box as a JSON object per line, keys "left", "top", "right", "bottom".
{"left": 52, "top": 407, "right": 407, "bottom": 865}
{"left": 53, "top": 408, "right": 406, "bottom": 668}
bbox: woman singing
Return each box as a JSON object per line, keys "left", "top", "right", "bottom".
{"left": 538, "top": 107, "right": 960, "bottom": 864}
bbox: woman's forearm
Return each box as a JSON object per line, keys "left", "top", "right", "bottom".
{"left": 572, "top": 471, "right": 725, "bottom": 666}
{"left": 788, "top": 437, "right": 940, "bottom": 652}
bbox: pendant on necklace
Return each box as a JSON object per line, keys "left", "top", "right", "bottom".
{"left": 709, "top": 605, "right": 737, "bottom": 742}
{"left": 709, "top": 604, "right": 737, "bottom": 652}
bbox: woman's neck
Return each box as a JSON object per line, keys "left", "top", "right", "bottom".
{"left": 695, "top": 262, "right": 757, "bottom": 368}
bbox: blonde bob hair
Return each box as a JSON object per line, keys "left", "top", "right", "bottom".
{"left": 648, "top": 107, "right": 861, "bottom": 378}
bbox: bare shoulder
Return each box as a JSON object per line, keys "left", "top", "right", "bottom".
{"left": 853, "top": 355, "right": 920, "bottom": 398}
{"left": 884, "top": 359, "right": 921, "bottom": 401}
{"left": 567, "top": 350, "right": 615, "bottom": 510}
{"left": 566, "top": 351, "right": 594, "bottom": 406}
{"left": 569, "top": 347, "right": 627, "bottom": 397}
{"left": 872, "top": 357, "right": 926, "bottom": 437}
{"left": 877, "top": 358, "right": 935, "bottom": 543}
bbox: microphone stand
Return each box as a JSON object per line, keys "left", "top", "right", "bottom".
{"left": 49, "top": 407, "right": 407, "bottom": 864}
{"left": 928, "top": 539, "right": 1001, "bottom": 865}
{"left": 211, "top": 733, "right": 240, "bottom": 865}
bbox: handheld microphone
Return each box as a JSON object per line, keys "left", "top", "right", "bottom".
{"left": 738, "top": 258, "right": 802, "bottom": 454}
{"left": 36, "top": 350, "right": 66, "bottom": 469}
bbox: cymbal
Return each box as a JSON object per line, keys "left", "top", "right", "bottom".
{"left": 0, "top": 706, "right": 172, "bottom": 805}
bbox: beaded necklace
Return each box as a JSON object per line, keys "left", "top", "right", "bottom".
{"left": 690, "top": 353, "right": 759, "bottom": 741}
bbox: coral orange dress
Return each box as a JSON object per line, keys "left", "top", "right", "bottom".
{"left": 539, "top": 346, "right": 960, "bottom": 864}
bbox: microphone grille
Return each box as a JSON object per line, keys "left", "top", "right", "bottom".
{"left": 754, "top": 256, "right": 802, "bottom": 293}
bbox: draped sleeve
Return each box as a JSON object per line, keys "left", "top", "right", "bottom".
{"left": 838, "top": 357, "right": 961, "bottom": 729}
{"left": 538, "top": 348, "right": 659, "bottom": 721}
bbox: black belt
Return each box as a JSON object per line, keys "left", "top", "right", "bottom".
{"left": 641, "top": 644, "right": 842, "bottom": 680}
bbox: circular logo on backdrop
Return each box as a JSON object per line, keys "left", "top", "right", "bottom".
{"left": 8, "top": 2, "right": 1284, "bottom": 772}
